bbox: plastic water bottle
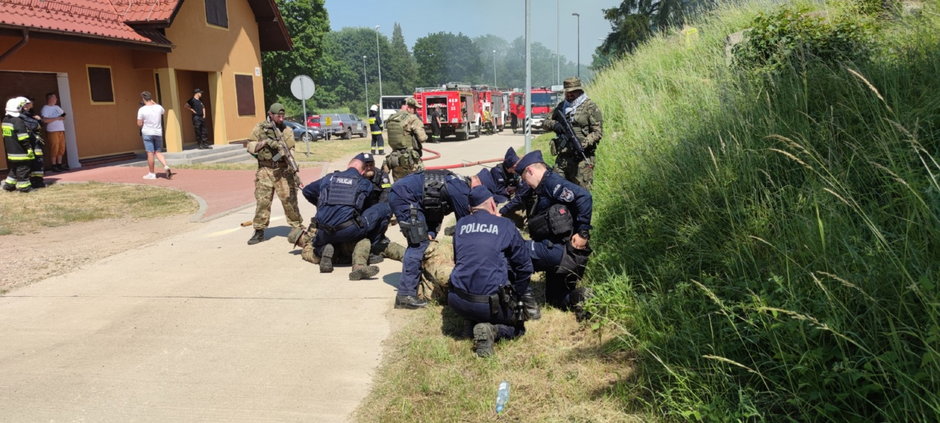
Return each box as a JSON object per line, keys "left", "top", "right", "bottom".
{"left": 495, "top": 380, "right": 510, "bottom": 413}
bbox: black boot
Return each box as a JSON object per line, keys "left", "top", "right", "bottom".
{"left": 348, "top": 264, "right": 380, "bottom": 280}
{"left": 394, "top": 295, "right": 427, "bottom": 309}
{"left": 247, "top": 229, "right": 265, "bottom": 245}
{"left": 368, "top": 254, "right": 384, "bottom": 264}
{"left": 472, "top": 323, "right": 496, "bottom": 357}
{"left": 319, "top": 244, "right": 334, "bottom": 273}
{"left": 521, "top": 289, "right": 541, "bottom": 321}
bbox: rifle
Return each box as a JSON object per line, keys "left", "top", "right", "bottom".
{"left": 267, "top": 121, "right": 303, "bottom": 186}
{"left": 551, "top": 108, "right": 588, "bottom": 161}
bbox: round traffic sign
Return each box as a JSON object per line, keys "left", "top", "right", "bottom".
{"left": 290, "top": 75, "right": 315, "bottom": 100}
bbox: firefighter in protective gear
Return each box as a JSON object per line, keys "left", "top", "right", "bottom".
{"left": 381, "top": 97, "right": 427, "bottom": 181}
{"left": 368, "top": 104, "right": 384, "bottom": 155}
{"left": 3, "top": 97, "right": 36, "bottom": 193}
{"left": 20, "top": 99, "right": 46, "bottom": 188}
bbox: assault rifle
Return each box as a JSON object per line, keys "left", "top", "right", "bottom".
{"left": 268, "top": 121, "right": 303, "bottom": 186}
{"left": 551, "top": 108, "right": 588, "bottom": 161}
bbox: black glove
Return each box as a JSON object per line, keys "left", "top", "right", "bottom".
{"left": 552, "top": 121, "right": 565, "bottom": 133}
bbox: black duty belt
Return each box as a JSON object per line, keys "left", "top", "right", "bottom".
{"left": 258, "top": 159, "right": 287, "bottom": 168}
{"left": 318, "top": 218, "right": 358, "bottom": 233}
{"left": 451, "top": 286, "right": 492, "bottom": 303}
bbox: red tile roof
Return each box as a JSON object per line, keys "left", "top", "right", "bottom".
{"left": 0, "top": 0, "right": 177, "bottom": 47}
{"left": 0, "top": 0, "right": 290, "bottom": 51}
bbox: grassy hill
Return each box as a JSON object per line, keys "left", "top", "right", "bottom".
{"left": 586, "top": 0, "right": 940, "bottom": 420}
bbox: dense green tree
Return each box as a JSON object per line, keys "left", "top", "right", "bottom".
{"left": 595, "top": 0, "right": 716, "bottom": 67}
{"left": 413, "top": 32, "right": 482, "bottom": 86}
{"left": 382, "top": 23, "right": 419, "bottom": 99}
{"left": 262, "top": 0, "right": 330, "bottom": 107}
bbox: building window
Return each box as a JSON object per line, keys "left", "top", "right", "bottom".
{"left": 235, "top": 74, "right": 254, "bottom": 116}
{"left": 87, "top": 66, "right": 114, "bottom": 103}
{"left": 205, "top": 0, "right": 228, "bottom": 28}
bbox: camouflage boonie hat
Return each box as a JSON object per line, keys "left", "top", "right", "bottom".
{"left": 404, "top": 97, "right": 419, "bottom": 108}
{"left": 563, "top": 77, "right": 584, "bottom": 93}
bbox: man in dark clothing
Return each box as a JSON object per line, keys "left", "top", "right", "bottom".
{"left": 185, "top": 88, "right": 210, "bottom": 149}
{"left": 388, "top": 170, "right": 471, "bottom": 309}
{"left": 475, "top": 147, "right": 520, "bottom": 204}
{"left": 448, "top": 185, "right": 537, "bottom": 357}
{"left": 429, "top": 105, "right": 442, "bottom": 143}
{"left": 302, "top": 153, "right": 390, "bottom": 280}
{"left": 514, "top": 150, "right": 594, "bottom": 317}
{"left": 3, "top": 97, "right": 36, "bottom": 193}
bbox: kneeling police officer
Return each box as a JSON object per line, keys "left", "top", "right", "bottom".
{"left": 389, "top": 169, "right": 471, "bottom": 309}
{"left": 448, "top": 186, "right": 538, "bottom": 357}
{"left": 302, "top": 153, "right": 392, "bottom": 280}
{"left": 515, "top": 150, "right": 594, "bottom": 317}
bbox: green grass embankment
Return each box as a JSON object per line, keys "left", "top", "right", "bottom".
{"left": 586, "top": 0, "right": 940, "bottom": 420}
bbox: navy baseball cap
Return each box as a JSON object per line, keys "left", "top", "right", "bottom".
{"left": 469, "top": 185, "right": 494, "bottom": 207}
{"left": 514, "top": 150, "right": 544, "bottom": 172}
{"left": 503, "top": 147, "right": 519, "bottom": 169}
{"left": 354, "top": 152, "right": 375, "bottom": 163}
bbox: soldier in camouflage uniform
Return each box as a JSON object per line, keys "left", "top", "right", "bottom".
{"left": 245, "top": 103, "right": 304, "bottom": 245}
{"left": 381, "top": 97, "right": 427, "bottom": 181}
{"left": 540, "top": 77, "right": 603, "bottom": 191}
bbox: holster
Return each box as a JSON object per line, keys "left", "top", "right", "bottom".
{"left": 398, "top": 208, "right": 428, "bottom": 245}
{"left": 556, "top": 242, "right": 592, "bottom": 278}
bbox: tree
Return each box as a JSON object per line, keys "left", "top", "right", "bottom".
{"left": 595, "top": 0, "right": 717, "bottom": 66}
{"left": 262, "top": 0, "right": 330, "bottom": 107}
{"left": 383, "top": 23, "right": 419, "bottom": 98}
{"left": 413, "top": 32, "right": 482, "bottom": 86}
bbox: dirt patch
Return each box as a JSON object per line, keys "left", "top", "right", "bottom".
{"left": 0, "top": 214, "right": 199, "bottom": 293}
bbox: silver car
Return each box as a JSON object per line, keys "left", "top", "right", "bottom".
{"left": 320, "top": 113, "right": 368, "bottom": 139}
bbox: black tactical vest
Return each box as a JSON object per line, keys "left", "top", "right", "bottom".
{"left": 422, "top": 170, "right": 454, "bottom": 217}
{"left": 319, "top": 172, "right": 362, "bottom": 209}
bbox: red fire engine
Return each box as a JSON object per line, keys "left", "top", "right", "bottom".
{"left": 413, "top": 83, "right": 481, "bottom": 141}
{"left": 472, "top": 86, "right": 508, "bottom": 134}
{"left": 507, "top": 87, "right": 561, "bottom": 133}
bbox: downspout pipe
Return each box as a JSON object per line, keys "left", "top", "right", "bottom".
{"left": 0, "top": 28, "right": 29, "bottom": 64}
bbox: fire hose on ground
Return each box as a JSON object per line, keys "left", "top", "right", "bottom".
{"left": 420, "top": 146, "right": 504, "bottom": 170}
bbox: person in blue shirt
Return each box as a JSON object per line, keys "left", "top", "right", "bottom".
{"left": 514, "top": 150, "right": 594, "bottom": 319}
{"left": 448, "top": 185, "right": 538, "bottom": 357}
{"left": 389, "top": 169, "right": 471, "bottom": 309}
{"left": 302, "top": 153, "right": 391, "bottom": 280}
{"left": 473, "top": 147, "right": 520, "bottom": 204}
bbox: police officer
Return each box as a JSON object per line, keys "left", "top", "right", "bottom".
{"left": 448, "top": 186, "right": 537, "bottom": 357}
{"left": 246, "top": 103, "right": 304, "bottom": 245}
{"left": 541, "top": 77, "right": 603, "bottom": 191}
{"left": 514, "top": 150, "right": 593, "bottom": 317}
{"left": 3, "top": 97, "right": 36, "bottom": 193}
{"left": 389, "top": 169, "right": 471, "bottom": 309}
{"left": 382, "top": 97, "right": 427, "bottom": 181}
{"left": 302, "top": 153, "right": 391, "bottom": 280}
{"left": 368, "top": 104, "right": 384, "bottom": 155}
{"left": 475, "top": 147, "right": 520, "bottom": 205}
{"left": 185, "top": 88, "right": 210, "bottom": 149}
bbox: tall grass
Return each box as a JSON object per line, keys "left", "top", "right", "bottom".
{"left": 586, "top": 0, "right": 940, "bottom": 420}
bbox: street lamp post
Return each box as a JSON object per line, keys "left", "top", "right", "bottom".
{"left": 362, "top": 55, "right": 368, "bottom": 117}
{"left": 572, "top": 12, "right": 580, "bottom": 80}
{"left": 375, "top": 25, "right": 383, "bottom": 100}
{"left": 492, "top": 50, "right": 497, "bottom": 87}
{"left": 556, "top": 0, "right": 560, "bottom": 84}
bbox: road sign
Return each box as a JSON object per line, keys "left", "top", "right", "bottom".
{"left": 290, "top": 75, "right": 315, "bottom": 100}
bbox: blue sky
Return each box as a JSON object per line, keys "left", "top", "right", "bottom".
{"left": 324, "top": 0, "right": 620, "bottom": 66}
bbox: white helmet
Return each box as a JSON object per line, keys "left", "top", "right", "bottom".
{"left": 5, "top": 96, "right": 27, "bottom": 117}
{"left": 370, "top": 104, "right": 378, "bottom": 112}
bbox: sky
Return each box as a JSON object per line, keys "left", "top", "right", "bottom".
{"left": 325, "top": 0, "right": 620, "bottom": 68}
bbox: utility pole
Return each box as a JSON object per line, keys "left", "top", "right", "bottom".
{"left": 572, "top": 12, "right": 581, "bottom": 80}
{"left": 375, "top": 25, "right": 383, "bottom": 100}
{"left": 525, "top": 0, "right": 532, "bottom": 153}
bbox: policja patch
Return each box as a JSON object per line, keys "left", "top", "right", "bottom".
{"left": 559, "top": 187, "right": 575, "bottom": 202}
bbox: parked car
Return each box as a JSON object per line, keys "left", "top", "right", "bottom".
{"left": 284, "top": 120, "right": 323, "bottom": 142}
{"left": 316, "top": 113, "right": 368, "bottom": 139}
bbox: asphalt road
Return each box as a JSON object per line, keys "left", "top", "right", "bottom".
{"left": 0, "top": 131, "right": 528, "bottom": 422}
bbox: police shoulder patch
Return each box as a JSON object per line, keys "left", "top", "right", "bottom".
{"left": 559, "top": 187, "right": 575, "bottom": 202}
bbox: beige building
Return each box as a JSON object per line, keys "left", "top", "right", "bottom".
{"left": 0, "top": 0, "right": 291, "bottom": 169}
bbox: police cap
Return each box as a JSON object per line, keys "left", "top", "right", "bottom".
{"left": 353, "top": 152, "right": 375, "bottom": 164}
{"left": 503, "top": 147, "right": 520, "bottom": 169}
{"left": 469, "top": 185, "right": 493, "bottom": 207}
{"left": 514, "top": 150, "right": 544, "bottom": 172}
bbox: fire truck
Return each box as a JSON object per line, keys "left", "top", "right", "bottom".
{"left": 507, "top": 86, "right": 562, "bottom": 133}
{"left": 413, "top": 83, "right": 481, "bottom": 141}
{"left": 473, "top": 86, "right": 507, "bottom": 133}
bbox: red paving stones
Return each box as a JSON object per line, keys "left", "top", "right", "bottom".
{"left": 47, "top": 165, "right": 324, "bottom": 222}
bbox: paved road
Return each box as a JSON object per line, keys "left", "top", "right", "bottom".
{"left": 0, "top": 132, "right": 528, "bottom": 422}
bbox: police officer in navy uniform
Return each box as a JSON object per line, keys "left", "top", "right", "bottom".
{"left": 514, "top": 150, "right": 594, "bottom": 318}
{"left": 448, "top": 186, "right": 538, "bottom": 357}
{"left": 473, "top": 147, "right": 520, "bottom": 205}
{"left": 389, "top": 169, "right": 471, "bottom": 309}
{"left": 302, "top": 153, "right": 391, "bottom": 280}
